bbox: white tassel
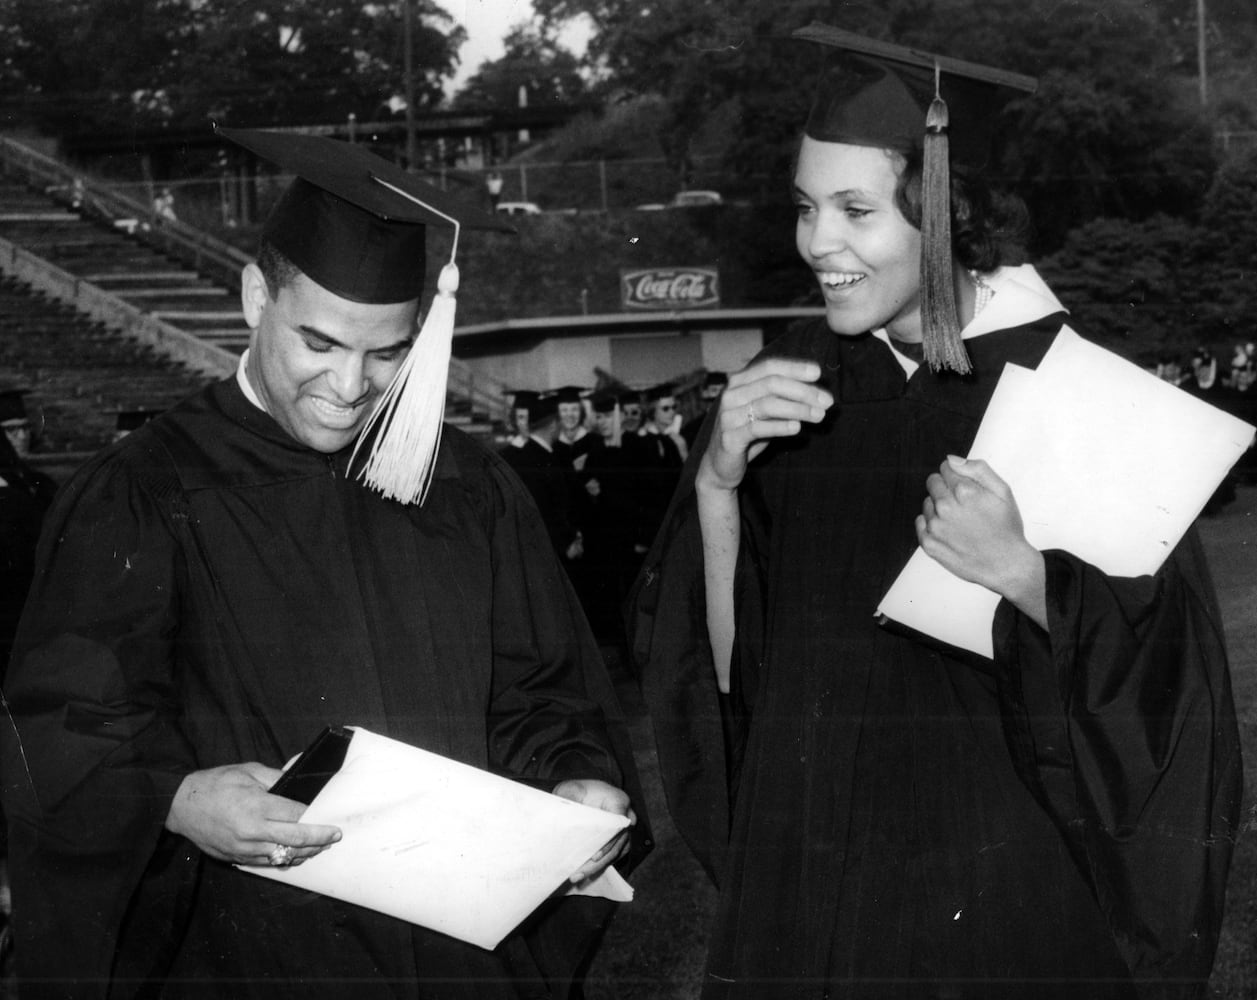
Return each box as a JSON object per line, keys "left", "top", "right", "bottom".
{"left": 353, "top": 262, "right": 459, "bottom": 504}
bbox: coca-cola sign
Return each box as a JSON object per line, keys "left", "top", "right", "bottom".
{"left": 620, "top": 267, "right": 720, "bottom": 310}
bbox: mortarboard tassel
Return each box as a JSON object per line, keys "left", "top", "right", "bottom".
{"left": 921, "top": 62, "right": 972, "bottom": 375}
{"left": 352, "top": 176, "right": 460, "bottom": 505}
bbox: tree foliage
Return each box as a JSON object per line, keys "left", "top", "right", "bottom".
{"left": 451, "top": 23, "right": 589, "bottom": 111}
{"left": 0, "top": 0, "right": 464, "bottom": 135}
{"left": 532, "top": 0, "right": 1250, "bottom": 254}
{"left": 1038, "top": 146, "right": 1257, "bottom": 362}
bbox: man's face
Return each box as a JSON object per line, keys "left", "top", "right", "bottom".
{"left": 3, "top": 420, "right": 31, "bottom": 457}
{"left": 621, "top": 403, "right": 642, "bottom": 432}
{"left": 594, "top": 409, "right": 616, "bottom": 441}
{"left": 513, "top": 407, "right": 531, "bottom": 436}
{"left": 558, "top": 401, "right": 582, "bottom": 431}
{"left": 649, "top": 396, "right": 677, "bottom": 429}
{"left": 241, "top": 264, "right": 417, "bottom": 454}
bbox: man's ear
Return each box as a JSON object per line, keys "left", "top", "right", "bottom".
{"left": 241, "top": 262, "right": 269, "bottom": 329}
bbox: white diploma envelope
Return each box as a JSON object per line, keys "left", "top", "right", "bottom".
{"left": 238, "top": 726, "right": 633, "bottom": 950}
{"left": 877, "top": 327, "right": 1256, "bottom": 658}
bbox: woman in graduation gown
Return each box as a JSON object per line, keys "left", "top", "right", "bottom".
{"left": 628, "top": 25, "right": 1241, "bottom": 1000}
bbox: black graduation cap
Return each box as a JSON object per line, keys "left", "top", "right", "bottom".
{"left": 796, "top": 24, "right": 1035, "bottom": 171}
{"left": 552, "top": 386, "right": 588, "bottom": 405}
{"left": 793, "top": 24, "right": 1037, "bottom": 374}
{"left": 0, "top": 389, "right": 29, "bottom": 425}
{"left": 591, "top": 393, "right": 618, "bottom": 414}
{"left": 216, "top": 126, "right": 514, "bottom": 505}
{"left": 703, "top": 371, "right": 729, "bottom": 389}
{"left": 644, "top": 382, "right": 675, "bottom": 403}
{"left": 217, "top": 126, "right": 511, "bottom": 305}
{"left": 510, "top": 390, "right": 553, "bottom": 422}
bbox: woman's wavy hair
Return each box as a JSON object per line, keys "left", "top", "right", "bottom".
{"left": 892, "top": 147, "right": 1031, "bottom": 271}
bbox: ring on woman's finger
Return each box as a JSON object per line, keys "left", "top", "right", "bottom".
{"left": 746, "top": 403, "right": 757, "bottom": 426}
{"left": 268, "top": 844, "right": 295, "bottom": 867}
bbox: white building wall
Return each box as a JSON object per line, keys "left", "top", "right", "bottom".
{"left": 454, "top": 323, "right": 768, "bottom": 393}
{"left": 700, "top": 328, "right": 764, "bottom": 375}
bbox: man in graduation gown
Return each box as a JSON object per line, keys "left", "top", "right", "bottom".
{"left": 628, "top": 28, "right": 1240, "bottom": 1000}
{"left": 502, "top": 390, "right": 582, "bottom": 562}
{"left": 1, "top": 129, "right": 648, "bottom": 1000}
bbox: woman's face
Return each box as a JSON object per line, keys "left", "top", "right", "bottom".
{"left": 793, "top": 136, "right": 924, "bottom": 343}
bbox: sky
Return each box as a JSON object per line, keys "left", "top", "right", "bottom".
{"left": 439, "top": 0, "right": 594, "bottom": 94}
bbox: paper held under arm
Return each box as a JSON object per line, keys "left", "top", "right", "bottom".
{"left": 877, "top": 327, "right": 1256, "bottom": 658}
{"left": 238, "top": 727, "right": 632, "bottom": 950}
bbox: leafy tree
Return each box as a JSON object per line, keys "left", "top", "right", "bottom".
{"left": 1037, "top": 215, "right": 1214, "bottom": 362}
{"left": 452, "top": 23, "right": 588, "bottom": 111}
{"left": 532, "top": 0, "right": 1230, "bottom": 251}
{"left": 531, "top": 0, "right": 870, "bottom": 185}
{"left": 0, "top": 0, "right": 464, "bottom": 135}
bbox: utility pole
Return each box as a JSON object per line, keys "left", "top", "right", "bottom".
{"left": 1197, "top": 0, "right": 1208, "bottom": 107}
{"left": 403, "top": 0, "right": 417, "bottom": 169}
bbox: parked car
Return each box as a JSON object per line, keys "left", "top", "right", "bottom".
{"left": 495, "top": 200, "right": 541, "bottom": 216}
{"left": 669, "top": 189, "right": 723, "bottom": 208}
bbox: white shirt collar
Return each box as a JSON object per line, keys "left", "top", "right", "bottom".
{"left": 236, "top": 349, "right": 267, "bottom": 412}
{"left": 872, "top": 265, "right": 1066, "bottom": 378}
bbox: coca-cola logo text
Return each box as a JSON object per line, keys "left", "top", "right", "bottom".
{"left": 621, "top": 268, "right": 720, "bottom": 310}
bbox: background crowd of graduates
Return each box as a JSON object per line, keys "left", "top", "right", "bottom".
{"left": 499, "top": 373, "right": 727, "bottom": 647}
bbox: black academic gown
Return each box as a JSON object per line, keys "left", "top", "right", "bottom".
{"left": 570, "top": 441, "right": 639, "bottom": 645}
{"left": 622, "top": 430, "right": 684, "bottom": 556}
{"left": 0, "top": 454, "right": 51, "bottom": 672}
{"left": 551, "top": 432, "right": 597, "bottom": 474}
{"left": 502, "top": 437, "right": 578, "bottom": 556}
{"left": 629, "top": 314, "right": 1241, "bottom": 999}
{"left": 2, "top": 377, "right": 648, "bottom": 1000}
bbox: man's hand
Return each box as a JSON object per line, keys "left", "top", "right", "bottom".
{"left": 552, "top": 778, "right": 635, "bottom": 886}
{"left": 916, "top": 456, "right": 1047, "bottom": 628}
{"left": 165, "top": 763, "right": 342, "bottom": 867}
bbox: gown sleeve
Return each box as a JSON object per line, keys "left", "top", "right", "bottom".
{"left": 625, "top": 414, "right": 766, "bottom": 885}
{"left": 483, "top": 453, "right": 630, "bottom": 790}
{"left": 0, "top": 438, "right": 198, "bottom": 998}
{"left": 478, "top": 453, "right": 654, "bottom": 998}
{"left": 992, "top": 529, "right": 1242, "bottom": 990}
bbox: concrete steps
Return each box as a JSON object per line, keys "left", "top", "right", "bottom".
{"left": 0, "top": 273, "right": 210, "bottom": 453}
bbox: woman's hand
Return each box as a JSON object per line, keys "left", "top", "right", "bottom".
{"left": 916, "top": 456, "right": 1047, "bottom": 628}
{"left": 698, "top": 358, "right": 833, "bottom": 495}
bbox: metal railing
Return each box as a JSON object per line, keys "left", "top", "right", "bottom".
{"left": 0, "top": 234, "right": 237, "bottom": 379}
{"left": 0, "top": 135, "right": 250, "bottom": 291}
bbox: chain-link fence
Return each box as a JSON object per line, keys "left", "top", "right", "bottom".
{"left": 102, "top": 155, "right": 755, "bottom": 244}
